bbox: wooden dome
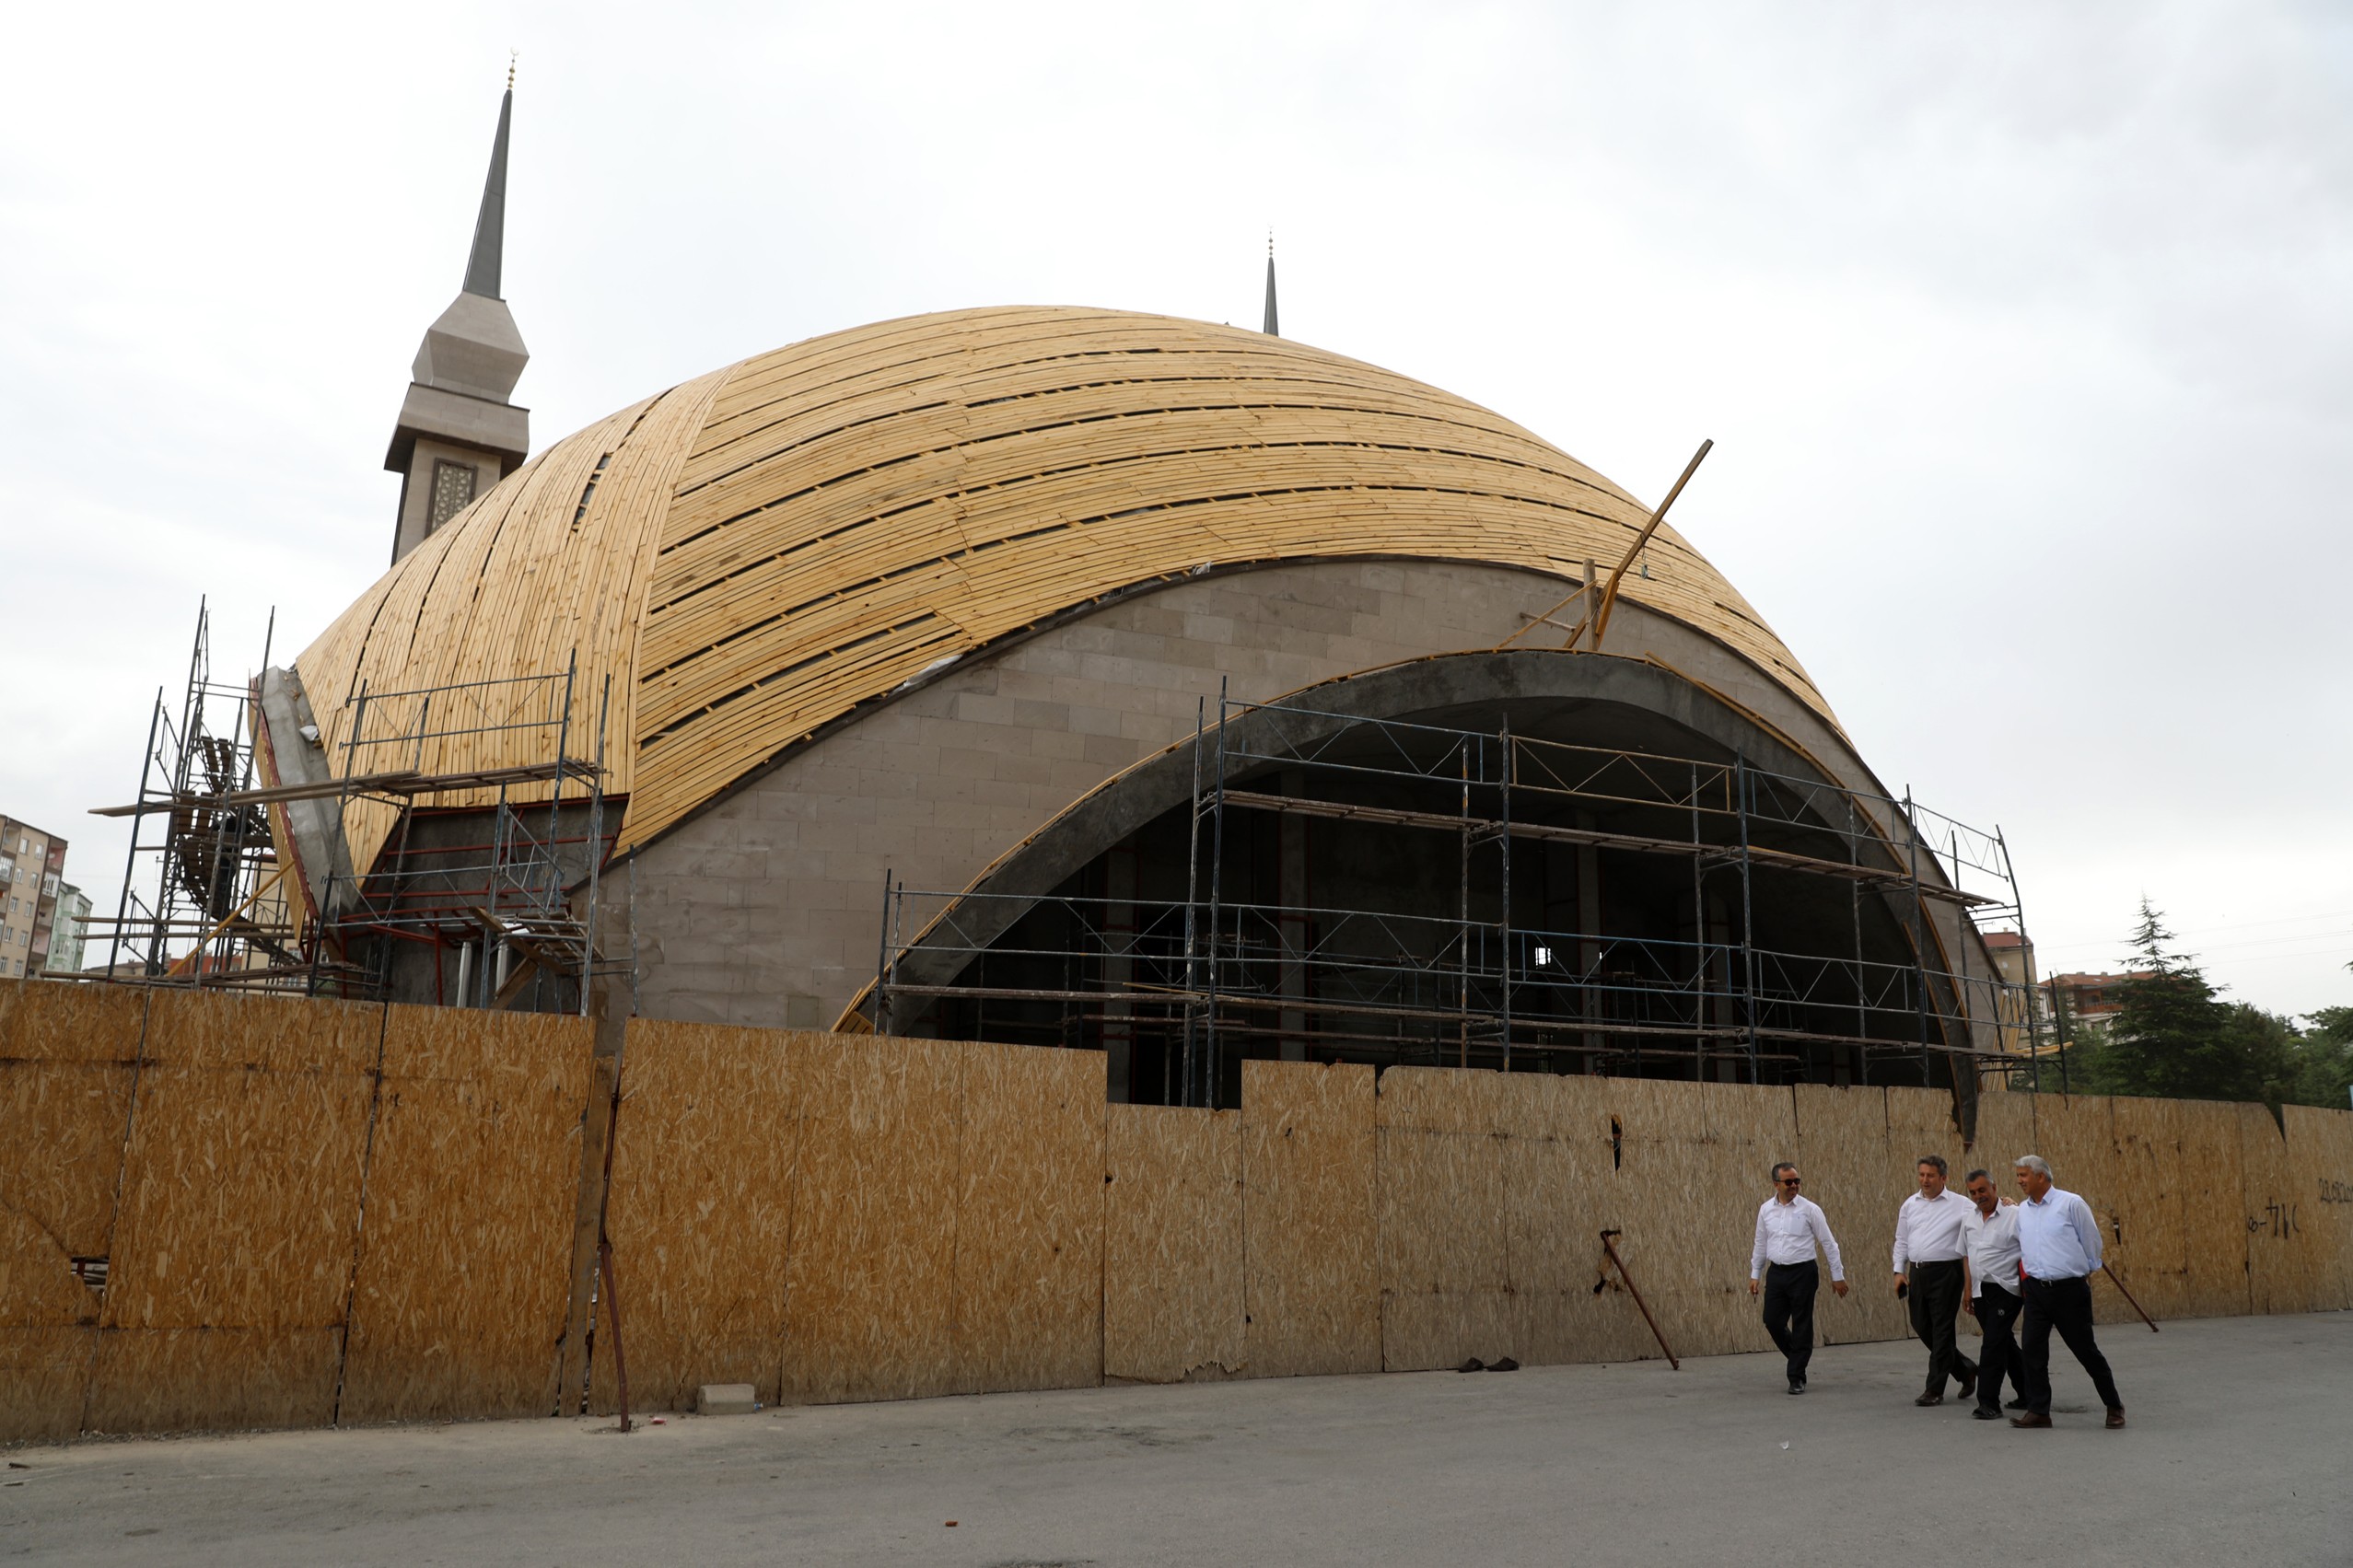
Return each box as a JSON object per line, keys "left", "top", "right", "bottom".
{"left": 297, "top": 306, "right": 1830, "bottom": 865}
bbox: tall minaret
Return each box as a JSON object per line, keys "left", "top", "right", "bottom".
{"left": 1261, "top": 232, "right": 1279, "bottom": 337}
{"left": 384, "top": 75, "right": 530, "bottom": 564}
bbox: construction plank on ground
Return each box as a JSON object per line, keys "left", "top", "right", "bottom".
{"left": 1375, "top": 1067, "right": 1512, "bottom": 1371}
{"left": 1103, "top": 1104, "right": 1243, "bottom": 1383}
{"left": 952, "top": 1041, "right": 1105, "bottom": 1395}
{"left": 87, "top": 990, "right": 382, "bottom": 1434}
{"left": 1242, "top": 1059, "right": 1378, "bottom": 1379}
{"left": 339, "top": 1005, "right": 594, "bottom": 1423}
{"left": 592, "top": 1019, "right": 804, "bottom": 1414}
{"left": 0, "top": 981, "right": 148, "bottom": 1441}
{"left": 781, "top": 1033, "right": 962, "bottom": 1404}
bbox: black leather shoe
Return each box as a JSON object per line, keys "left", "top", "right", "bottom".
{"left": 1957, "top": 1367, "right": 1978, "bottom": 1400}
{"left": 2005, "top": 1397, "right": 2027, "bottom": 1411}
{"left": 1788, "top": 1379, "right": 1804, "bottom": 1395}
{"left": 2105, "top": 1407, "right": 2126, "bottom": 1430}
{"left": 1971, "top": 1407, "right": 2002, "bottom": 1420}
{"left": 1456, "top": 1358, "right": 1485, "bottom": 1373}
{"left": 1914, "top": 1392, "right": 1943, "bottom": 1407}
{"left": 2010, "top": 1411, "right": 2053, "bottom": 1429}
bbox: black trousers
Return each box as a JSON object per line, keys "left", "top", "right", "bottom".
{"left": 2020, "top": 1274, "right": 2123, "bottom": 1414}
{"left": 1907, "top": 1258, "right": 1976, "bottom": 1396}
{"left": 1761, "top": 1260, "right": 1819, "bottom": 1381}
{"left": 1972, "top": 1280, "right": 2023, "bottom": 1413}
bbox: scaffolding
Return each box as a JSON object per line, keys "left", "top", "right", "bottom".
{"left": 875, "top": 691, "right": 2044, "bottom": 1107}
{"left": 305, "top": 658, "right": 617, "bottom": 1012}
{"left": 92, "top": 601, "right": 297, "bottom": 984}
{"left": 90, "top": 610, "right": 618, "bottom": 1014}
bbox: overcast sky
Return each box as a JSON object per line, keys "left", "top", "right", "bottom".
{"left": 3, "top": 1, "right": 2347, "bottom": 1015}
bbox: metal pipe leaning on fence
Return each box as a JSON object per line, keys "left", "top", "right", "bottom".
{"left": 2103, "top": 1263, "right": 2161, "bottom": 1333}
{"left": 1601, "top": 1228, "right": 1680, "bottom": 1370}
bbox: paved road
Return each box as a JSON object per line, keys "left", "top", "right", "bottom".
{"left": 5, "top": 1312, "right": 2348, "bottom": 1566}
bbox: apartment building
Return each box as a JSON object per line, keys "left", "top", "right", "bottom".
{"left": 0, "top": 817, "right": 69, "bottom": 979}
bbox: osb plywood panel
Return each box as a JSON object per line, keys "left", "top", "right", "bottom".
{"left": 2174, "top": 1099, "right": 2251, "bottom": 1319}
{"left": 0, "top": 1193, "right": 104, "bottom": 1442}
{"left": 1884, "top": 1084, "right": 1961, "bottom": 1150}
{"left": 1642, "top": 1132, "right": 1776, "bottom": 1362}
{"left": 1970, "top": 1091, "right": 2038, "bottom": 1174}
{"left": 2105, "top": 1097, "right": 2192, "bottom": 1320}
{"left": 1666, "top": 1082, "right": 1798, "bottom": 1359}
{"left": 2283, "top": 1106, "right": 2353, "bottom": 1310}
{"left": 1242, "top": 1059, "right": 1378, "bottom": 1379}
{"left": 952, "top": 1042, "right": 1104, "bottom": 1395}
{"left": 1375, "top": 1069, "right": 1509, "bottom": 1372}
{"left": 0, "top": 981, "right": 147, "bottom": 1276}
{"left": 1374, "top": 1132, "right": 1506, "bottom": 1363}
{"left": 0, "top": 1325, "right": 91, "bottom": 1443}
{"left": 1793, "top": 1085, "right": 1909, "bottom": 1345}
{"left": 0, "top": 1197, "right": 100, "bottom": 1335}
{"left": 781, "top": 1033, "right": 962, "bottom": 1405}
{"left": 1103, "top": 1104, "right": 1243, "bottom": 1384}
{"left": 2027, "top": 1095, "right": 2115, "bottom": 1198}
{"left": 84, "top": 1327, "right": 342, "bottom": 1434}
{"left": 2236, "top": 1103, "right": 2312, "bottom": 1315}
{"left": 1505, "top": 1097, "right": 1658, "bottom": 1368}
{"left": 102, "top": 992, "right": 380, "bottom": 1330}
{"left": 0, "top": 978, "right": 148, "bottom": 1064}
{"left": 593, "top": 1019, "right": 802, "bottom": 1414}
{"left": 135, "top": 988, "right": 381, "bottom": 1075}
{"left": 0, "top": 1061, "right": 134, "bottom": 1266}
{"left": 338, "top": 1007, "right": 594, "bottom": 1424}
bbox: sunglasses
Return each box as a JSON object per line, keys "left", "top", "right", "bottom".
{"left": 1777, "top": 1177, "right": 1801, "bottom": 1186}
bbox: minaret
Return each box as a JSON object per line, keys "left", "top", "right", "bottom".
{"left": 384, "top": 75, "right": 530, "bottom": 564}
{"left": 1261, "top": 233, "right": 1279, "bottom": 337}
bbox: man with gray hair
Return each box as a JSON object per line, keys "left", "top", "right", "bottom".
{"left": 2010, "top": 1154, "right": 2126, "bottom": 1430}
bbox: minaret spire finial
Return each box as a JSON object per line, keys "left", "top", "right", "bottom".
{"left": 1261, "top": 230, "right": 1279, "bottom": 338}
{"left": 463, "top": 73, "right": 514, "bottom": 299}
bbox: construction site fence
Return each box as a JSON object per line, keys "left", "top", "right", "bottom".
{"left": 4, "top": 979, "right": 2348, "bottom": 1442}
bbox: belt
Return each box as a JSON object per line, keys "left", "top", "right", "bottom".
{"left": 2022, "top": 1273, "right": 2086, "bottom": 1283}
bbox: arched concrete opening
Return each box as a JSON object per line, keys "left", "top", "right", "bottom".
{"left": 858, "top": 649, "right": 1987, "bottom": 1109}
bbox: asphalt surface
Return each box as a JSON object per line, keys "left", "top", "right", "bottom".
{"left": 5, "top": 1311, "right": 2347, "bottom": 1566}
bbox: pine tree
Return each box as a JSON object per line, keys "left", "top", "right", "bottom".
{"left": 2103, "top": 898, "right": 2283, "bottom": 1103}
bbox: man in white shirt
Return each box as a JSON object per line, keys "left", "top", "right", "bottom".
{"left": 1960, "top": 1167, "right": 2024, "bottom": 1421}
{"left": 1748, "top": 1161, "right": 1848, "bottom": 1395}
{"left": 2009, "top": 1154, "right": 2126, "bottom": 1430}
{"left": 1891, "top": 1153, "right": 1978, "bottom": 1406}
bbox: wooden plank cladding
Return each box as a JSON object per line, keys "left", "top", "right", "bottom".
{"left": 288, "top": 307, "right": 1839, "bottom": 883}
{"left": 6, "top": 977, "right": 2352, "bottom": 1440}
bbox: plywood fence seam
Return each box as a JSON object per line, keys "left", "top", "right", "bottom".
{"left": 327, "top": 999, "right": 396, "bottom": 1427}
{"left": 75, "top": 984, "right": 154, "bottom": 1439}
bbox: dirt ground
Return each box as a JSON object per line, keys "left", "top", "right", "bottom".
{"left": 5, "top": 1311, "right": 2348, "bottom": 1566}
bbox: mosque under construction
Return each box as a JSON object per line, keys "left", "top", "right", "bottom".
{"left": 96, "top": 83, "right": 2046, "bottom": 1116}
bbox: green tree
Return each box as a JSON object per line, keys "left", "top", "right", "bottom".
{"left": 2291, "top": 963, "right": 2353, "bottom": 1109}
{"left": 2103, "top": 899, "right": 2289, "bottom": 1105}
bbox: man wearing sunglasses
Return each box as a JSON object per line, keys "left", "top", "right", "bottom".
{"left": 1749, "top": 1162, "right": 1848, "bottom": 1394}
